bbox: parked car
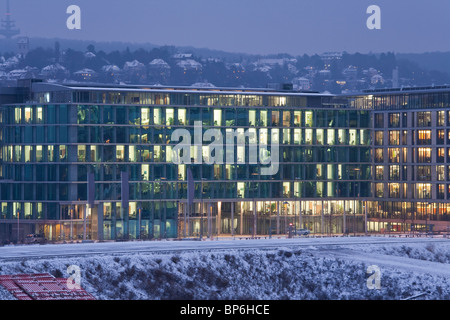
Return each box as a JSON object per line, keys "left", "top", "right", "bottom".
{"left": 295, "top": 229, "right": 311, "bottom": 236}
{"left": 24, "top": 233, "right": 46, "bottom": 244}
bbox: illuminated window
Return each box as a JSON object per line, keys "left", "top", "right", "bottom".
{"left": 116, "top": 146, "right": 125, "bottom": 161}
{"left": 77, "top": 145, "right": 86, "bottom": 162}
{"left": 271, "top": 111, "right": 279, "bottom": 126}
{"left": 389, "top": 183, "right": 400, "bottom": 198}
{"left": 402, "top": 130, "right": 408, "bottom": 145}
{"left": 129, "top": 146, "right": 138, "bottom": 162}
{"left": 388, "top": 113, "right": 400, "bottom": 128}
{"left": 178, "top": 109, "right": 186, "bottom": 125}
{"left": 166, "top": 108, "right": 174, "bottom": 126}
{"left": 48, "top": 146, "right": 54, "bottom": 162}
{"left": 294, "top": 111, "right": 301, "bottom": 127}
{"left": 438, "top": 111, "right": 445, "bottom": 126}
{"left": 59, "top": 146, "right": 66, "bottom": 161}
{"left": 375, "top": 149, "right": 384, "bottom": 163}
{"left": 374, "top": 131, "right": 383, "bottom": 146}
{"left": 283, "top": 129, "right": 290, "bottom": 144}
{"left": 438, "top": 184, "right": 445, "bottom": 199}
{"left": 316, "top": 129, "right": 324, "bottom": 145}
{"left": 305, "top": 129, "right": 313, "bottom": 145}
{"left": 437, "top": 166, "right": 445, "bottom": 181}
{"left": 153, "top": 108, "right": 161, "bottom": 125}
{"left": 437, "top": 148, "right": 445, "bottom": 163}
{"left": 178, "top": 164, "right": 185, "bottom": 181}
{"left": 417, "top": 112, "right": 431, "bottom": 127}
{"left": 416, "top": 183, "right": 431, "bottom": 199}
{"left": 338, "top": 129, "right": 346, "bottom": 145}
{"left": 437, "top": 130, "right": 445, "bottom": 144}
{"left": 141, "top": 108, "right": 150, "bottom": 125}
{"left": 248, "top": 110, "right": 256, "bottom": 127}
{"left": 237, "top": 182, "right": 245, "bottom": 198}
{"left": 375, "top": 166, "right": 384, "bottom": 180}
{"left": 327, "top": 129, "right": 335, "bottom": 145}
{"left": 389, "top": 148, "right": 400, "bottom": 163}
{"left": 417, "top": 148, "right": 431, "bottom": 163}
{"left": 389, "top": 131, "right": 400, "bottom": 145}
{"left": 389, "top": 165, "right": 400, "bottom": 180}
{"left": 24, "top": 107, "right": 32, "bottom": 123}
{"left": 15, "top": 108, "right": 21, "bottom": 124}
{"left": 142, "top": 164, "right": 149, "bottom": 181}
{"left": 36, "top": 146, "right": 43, "bottom": 162}
{"left": 349, "top": 129, "right": 357, "bottom": 145}
{"left": 417, "top": 130, "right": 431, "bottom": 145}
{"left": 305, "top": 111, "right": 313, "bottom": 127}
{"left": 260, "top": 110, "right": 268, "bottom": 127}
{"left": 90, "top": 146, "right": 99, "bottom": 162}
{"left": 283, "top": 111, "right": 291, "bottom": 127}
{"left": 260, "top": 129, "right": 268, "bottom": 145}
{"left": 24, "top": 146, "right": 32, "bottom": 162}
{"left": 375, "top": 183, "right": 384, "bottom": 198}
{"left": 37, "top": 107, "right": 43, "bottom": 123}
{"left": 294, "top": 129, "right": 301, "bottom": 145}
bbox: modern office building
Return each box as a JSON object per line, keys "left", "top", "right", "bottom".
{"left": 348, "top": 86, "right": 450, "bottom": 234}
{"left": 0, "top": 81, "right": 449, "bottom": 243}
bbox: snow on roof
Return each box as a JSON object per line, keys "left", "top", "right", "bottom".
{"left": 101, "top": 65, "right": 121, "bottom": 72}
{"left": 149, "top": 59, "right": 170, "bottom": 67}
{"left": 124, "top": 60, "right": 145, "bottom": 69}
{"left": 84, "top": 52, "right": 96, "bottom": 59}
{"left": 74, "top": 68, "right": 97, "bottom": 75}
{"left": 42, "top": 63, "right": 67, "bottom": 72}
{"left": 191, "top": 81, "right": 216, "bottom": 88}
{"left": 176, "top": 59, "right": 202, "bottom": 70}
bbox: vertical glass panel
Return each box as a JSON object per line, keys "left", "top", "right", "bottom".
{"left": 294, "top": 111, "right": 301, "bottom": 127}
{"left": 316, "top": 129, "right": 324, "bottom": 145}
{"left": 327, "top": 129, "right": 335, "bottom": 145}
{"left": 166, "top": 108, "right": 174, "bottom": 125}
{"left": 178, "top": 108, "right": 186, "bottom": 125}
{"left": 294, "top": 129, "right": 301, "bottom": 145}
{"left": 260, "top": 110, "right": 268, "bottom": 127}
{"left": 305, "top": 111, "right": 313, "bottom": 127}
{"left": 141, "top": 108, "right": 150, "bottom": 125}
{"left": 283, "top": 111, "right": 291, "bottom": 127}
{"left": 116, "top": 146, "right": 125, "bottom": 161}
{"left": 154, "top": 108, "right": 161, "bottom": 125}
{"left": 214, "top": 109, "right": 223, "bottom": 126}
{"left": 59, "top": 145, "right": 66, "bottom": 161}
{"left": 283, "top": 129, "right": 290, "bottom": 144}
{"left": 77, "top": 145, "right": 86, "bottom": 162}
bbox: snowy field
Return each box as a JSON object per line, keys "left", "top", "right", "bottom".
{"left": 0, "top": 236, "right": 449, "bottom": 300}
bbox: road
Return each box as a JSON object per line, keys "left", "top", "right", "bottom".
{"left": 0, "top": 235, "right": 448, "bottom": 261}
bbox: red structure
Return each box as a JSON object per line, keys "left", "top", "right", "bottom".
{"left": 0, "top": 273, "right": 95, "bottom": 300}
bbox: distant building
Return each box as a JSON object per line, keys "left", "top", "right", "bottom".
{"left": 148, "top": 59, "right": 171, "bottom": 84}
{"left": 123, "top": 60, "right": 147, "bottom": 84}
{"left": 16, "top": 37, "right": 29, "bottom": 57}
{"left": 73, "top": 68, "right": 98, "bottom": 82}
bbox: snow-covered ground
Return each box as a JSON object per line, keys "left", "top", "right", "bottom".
{"left": 0, "top": 236, "right": 449, "bottom": 300}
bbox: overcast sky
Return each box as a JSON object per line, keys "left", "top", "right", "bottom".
{"left": 4, "top": 0, "right": 450, "bottom": 55}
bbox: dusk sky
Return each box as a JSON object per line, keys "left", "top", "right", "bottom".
{"left": 4, "top": 0, "right": 450, "bottom": 55}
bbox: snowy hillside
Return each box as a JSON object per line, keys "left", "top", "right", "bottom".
{"left": 1, "top": 240, "right": 449, "bottom": 300}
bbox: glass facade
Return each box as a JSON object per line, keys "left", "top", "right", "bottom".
{"left": 1, "top": 83, "right": 450, "bottom": 242}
